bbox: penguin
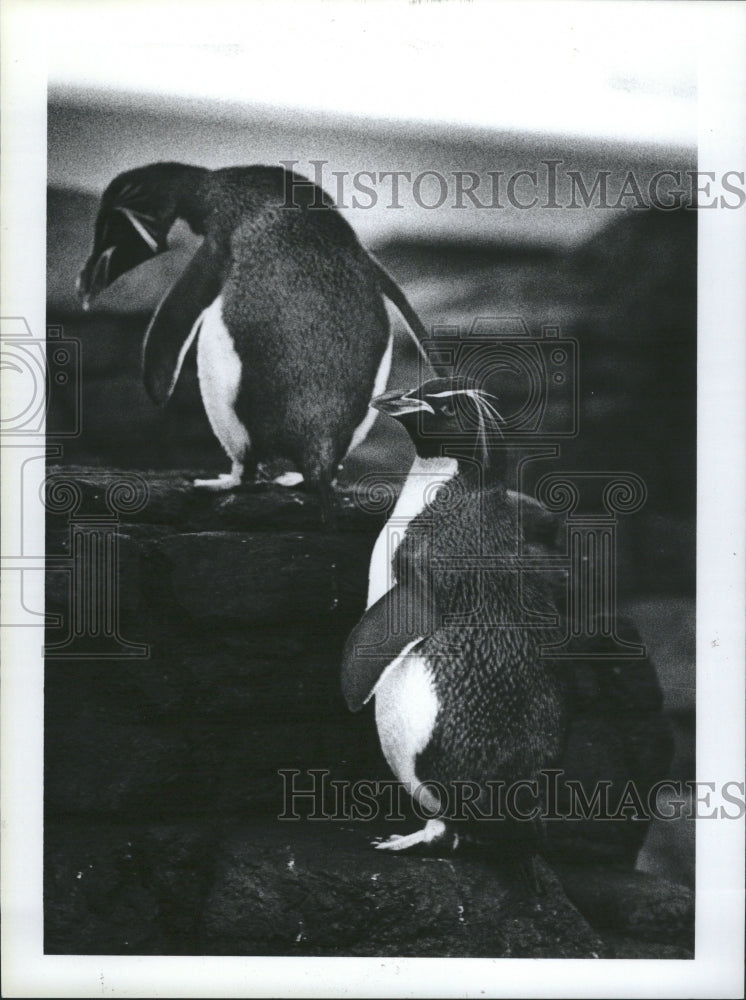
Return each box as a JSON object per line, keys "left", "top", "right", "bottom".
{"left": 76, "top": 162, "right": 433, "bottom": 524}
{"left": 341, "top": 376, "right": 568, "bottom": 877}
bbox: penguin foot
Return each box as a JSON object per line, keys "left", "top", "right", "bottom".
{"left": 194, "top": 462, "right": 244, "bottom": 491}
{"left": 373, "top": 818, "right": 448, "bottom": 853}
{"left": 273, "top": 471, "right": 305, "bottom": 487}
{"left": 193, "top": 472, "right": 242, "bottom": 490}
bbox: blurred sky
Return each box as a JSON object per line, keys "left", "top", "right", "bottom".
{"left": 43, "top": 0, "right": 701, "bottom": 252}
{"left": 46, "top": 0, "right": 697, "bottom": 146}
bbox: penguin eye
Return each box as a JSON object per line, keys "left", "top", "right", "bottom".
{"left": 439, "top": 400, "right": 456, "bottom": 418}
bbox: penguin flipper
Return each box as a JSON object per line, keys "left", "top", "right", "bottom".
{"left": 141, "top": 240, "right": 227, "bottom": 404}
{"left": 340, "top": 582, "right": 434, "bottom": 712}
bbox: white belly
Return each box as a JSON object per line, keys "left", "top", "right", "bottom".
{"left": 366, "top": 455, "right": 458, "bottom": 608}
{"left": 374, "top": 644, "right": 441, "bottom": 813}
{"left": 196, "top": 296, "right": 251, "bottom": 464}
{"left": 345, "top": 333, "right": 394, "bottom": 457}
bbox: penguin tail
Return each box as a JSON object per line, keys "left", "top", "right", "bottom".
{"left": 511, "top": 816, "right": 549, "bottom": 897}
{"left": 516, "top": 853, "right": 547, "bottom": 898}
{"left": 469, "top": 815, "right": 548, "bottom": 896}
{"left": 301, "top": 443, "right": 338, "bottom": 530}
{"left": 368, "top": 254, "right": 437, "bottom": 371}
{"left": 316, "top": 477, "right": 337, "bottom": 531}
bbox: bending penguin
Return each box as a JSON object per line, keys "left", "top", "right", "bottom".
{"left": 341, "top": 376, "right": 568, "bottom": 881}
{"left": 77, "top": 162, "right": 433, "bottom": 524}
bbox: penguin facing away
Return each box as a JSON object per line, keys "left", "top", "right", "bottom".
{"left": 341, "top": 377, "right": 568, "bottom": 873}
{"left": 76, "top": 162, "right": 432, "bottom": 524}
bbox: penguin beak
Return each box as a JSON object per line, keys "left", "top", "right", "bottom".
{"left": 371, "top": 388, "right": 435, "bottom": 418}
{"left": 76, "top": 204, "right": 166, "bottom": 309}
{"left": 75, "top": 270, "right": 91, "bottom": 312}
{"left": 76, "top": 247, "right": 117, "bottom": 309}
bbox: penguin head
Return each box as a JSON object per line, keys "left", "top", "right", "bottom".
{"left": 76, "top": 163, "right": 205, "bottom": 309}
{"left": 372, "top": 376, "right": 507, "bottom": 473}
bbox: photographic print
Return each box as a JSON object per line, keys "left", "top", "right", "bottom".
{"left": 1, "top": 0, "right": 744, "bottom": 996}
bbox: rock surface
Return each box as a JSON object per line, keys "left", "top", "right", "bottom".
{"left": 201, "top": 824, "right": 605, "bottom": 958}
{"left": 556, "top": 864, "right": 694, "bottom": 951}
{"left": 43, "top": 468, "right": 691, "bottom": 957}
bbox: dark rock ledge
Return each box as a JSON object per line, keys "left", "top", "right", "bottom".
{"left": 44, "top": 467, "right": 693, "bottom": 958}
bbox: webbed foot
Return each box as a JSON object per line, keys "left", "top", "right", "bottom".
{"left": 194, "top": 462, "right": 243, "bottom": 491}
{"left": 273, "top": 471, "right": 304, "bottom": 487}
{"left": 373, "top": 819, "right": 450, "bottom": 853}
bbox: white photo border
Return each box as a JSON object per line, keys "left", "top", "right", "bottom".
{"left": 1, "top": 1, "right": 744, "bottom": 997}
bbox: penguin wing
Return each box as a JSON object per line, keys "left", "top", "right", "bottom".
{"left": 341, "top": 580, "right": 435, "bottom": 712}
{"left": 141, "top": 239, "right": 228, "bottom": 404}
